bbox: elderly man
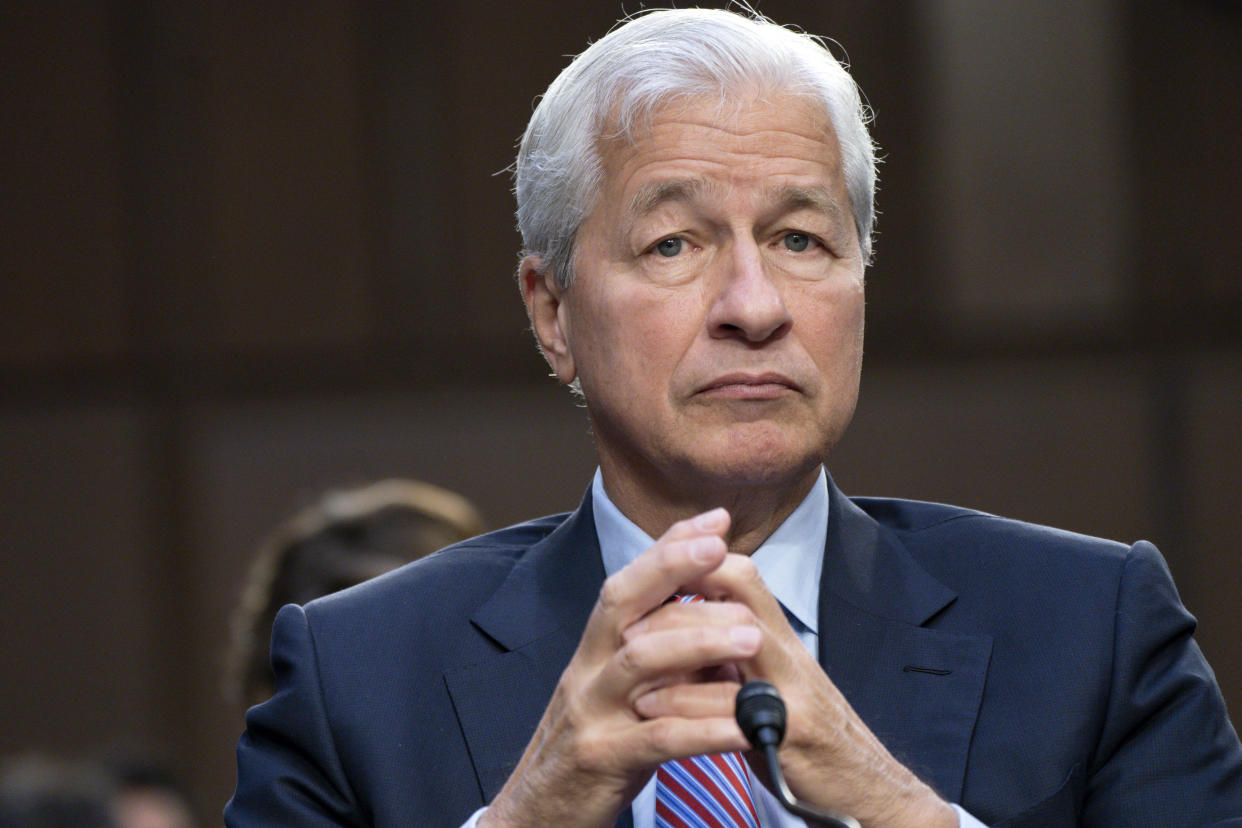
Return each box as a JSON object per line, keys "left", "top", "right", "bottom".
{"left": 227, "top": 8, "right": 1242, "bottom": 827}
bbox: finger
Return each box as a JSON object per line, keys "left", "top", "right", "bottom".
{"left": 622, "top": 598, "right": 755, "bottom": 644}
{"left": 684, "top": 554, "right": 803, "bottom": 676}
{"left": 628, "top": 715, "right": 750, "bottom": 767}
{"left": 578, "top": 509, "right": 732, "bottom": 658}
{"left": 684, "top": 554, "right": 789, "bottom": 636}
{"left": 633, "top": 681, "right": 741, "bottom": 720}
{"left": 681, "top": 553, "right": 778, "bottom": 612}
{"left": 603, "top": 622, "right": 760, "bottom": 698}
{"left": 612, "top": 662, "right": 740, "bottom": 700}
{"left": 603, "top": 509, "right": 732, "bottom": 621}
{"left": 660, "top": 506, "right": 729, "bottom": 543}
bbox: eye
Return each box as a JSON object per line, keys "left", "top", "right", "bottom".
{"left": 654, "top": 237, "right": 684, "bottom": 258}
{"left": 782, "top": 232, "right": 814, "bottom": 253}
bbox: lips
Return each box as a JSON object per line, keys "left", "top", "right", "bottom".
{"left": 697, "top": 371, "right": 800, "bottom": 399}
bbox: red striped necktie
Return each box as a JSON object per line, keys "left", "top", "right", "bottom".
{"left": 654, "top": 595, "right": 760, "bottom": 828}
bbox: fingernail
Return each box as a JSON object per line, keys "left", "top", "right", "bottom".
{"left": 689, "top": 536, "right": 717, "bottom": 563}
{"left": 730, "top": 625, "right": 760, "bottom": 650}
{"left": 693, "top": 507, "right": 728, "bottom": 531}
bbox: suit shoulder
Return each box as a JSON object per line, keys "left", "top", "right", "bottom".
{"left": 851, "top": 495, "right": 1133, "bottom": 566}
{"left": 853, "top": 497, "right": 1160, "bottom": 667}
{"left": 306, "top": 511, "right": 570, "bottom": 619}
{"left": 851, "top": 495, "right": 983, "bottom": 533}
{"left": 417, "top": 511, "right": 569, "bottom": 572}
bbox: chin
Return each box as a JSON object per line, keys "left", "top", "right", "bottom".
{"left": 716, "top": 455, "right": 823, "bottom": 489}
{"left": 683, "top": 430, "right": 828, "bottom": 490}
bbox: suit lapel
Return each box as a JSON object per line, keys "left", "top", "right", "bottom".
{"left": 818, "top": 479, "right": 992, "bottom": 803}
{"left": 444, "top": 493, "right": 604, "bottom": 804}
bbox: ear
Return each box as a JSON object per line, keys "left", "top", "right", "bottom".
{"left": 519, "top": 256, "right": 577, "bottom": 385}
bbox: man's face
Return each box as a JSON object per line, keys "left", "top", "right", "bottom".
{"left": 533, "top": 93, "right": 865, "bottom": 499}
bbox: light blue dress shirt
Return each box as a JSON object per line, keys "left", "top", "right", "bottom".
{"left": 464, "top": 469, "right": 985, "bottom": 827}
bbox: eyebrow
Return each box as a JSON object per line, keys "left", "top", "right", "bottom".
{"left": 763, "top": 184, "right": 848, "bottom": 225}
{"left": 627, "top": 178, "right": 716, "bottom": 217}
{"left": 627, "top": 179, "right": 848, "bottom": 226}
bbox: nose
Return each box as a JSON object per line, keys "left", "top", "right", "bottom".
{"left": 706, "top": 239, "right": 792, "bottom": 343}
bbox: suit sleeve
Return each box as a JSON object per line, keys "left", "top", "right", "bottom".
{"left": 225, "top": 603, "right": 364, "bottom": 826}
{"left": 1084, "top": 541, "right": 1242, "bottom": 826}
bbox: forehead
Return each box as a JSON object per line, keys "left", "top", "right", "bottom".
{"left": 595, "top": 93, "right": 846, "bottom": 205}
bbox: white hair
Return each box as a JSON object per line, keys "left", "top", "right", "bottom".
{"left": 514, "top": 6, "right": 877, "bottom": 289}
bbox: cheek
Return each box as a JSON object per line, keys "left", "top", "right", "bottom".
{"left": 799, "top": 284, "right": 865, "bottom": 372}
{"left": 842, "top": 287, "right": 866, "bottom": 352}
{"left": 570, "top": 288, "right": 672, "bottom": 394}
{"left": 603, "top": 290, "right": 700, "bottom": 369}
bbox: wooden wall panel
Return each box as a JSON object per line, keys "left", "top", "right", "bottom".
{"left": 832, "top": 355, "right": 1156, "bottom": 545}
{"left": 0, "top": 404, "right": 161, "bottom": 753}
{"left": 918, "top": 0, "right": 1129, "bottom": 340}
{"left": 200, "top": 4, "right": 376, "bottom": 351}
{"left": 1128, "top": 1, "right": 1242, "bottom": 335}
{"left": 0, "top": 5, "right": 130, "bottom": 366}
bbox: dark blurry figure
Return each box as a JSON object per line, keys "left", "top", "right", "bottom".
{"left": 225, "top": 478, "right": 487, "bottom": 708}
{"left": 0, "top": 754, "right": 116, "bottom": 828}
{"left": 105, "top": 757, "right": 196, "bottom": 828}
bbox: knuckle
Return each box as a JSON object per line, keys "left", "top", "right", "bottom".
{"left": 615, "top": 639, "right": 647, "bottom": 676}
{"left": 653, "top": 540, "right": 686, "bottom": 577}
{"left": 597, "top": 574, "right": 625, "bottom": 615}
{"left": 732, "top": 554, "right": 760, "bottom": 580}
{"left": 574, "top": 729, "right": 610, "bottom": 771}
{"left": 689, "top": 624, "right": 718, "bottom": 655}
{"left": 557, "top": 674, "right": 591, "bottom": 720}
{"left": 724, "top": 554, "right": 764, "bottom": 590}
{"left": 644, "top": 717, "right": 678, "bottom": 755}
{"left": 665, "top": 515, "right": 698, "bottom": 539}
{"left": 725, "top": 600, "right": 756, "bottom": 624}
{"left": 556, "top": 662, "right": 583, "bottom": 693}
{"left": 643, "top": 685, "right": 671, "bottom": 711}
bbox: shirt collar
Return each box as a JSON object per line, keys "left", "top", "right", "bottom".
{"left": 591, "top": 468, "right": 827, "bottom": 635}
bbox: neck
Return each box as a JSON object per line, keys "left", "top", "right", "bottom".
{"left": 598, "top": 461, "right": 822, "bottom": 556}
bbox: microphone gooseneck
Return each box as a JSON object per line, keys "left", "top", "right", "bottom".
{"left": 735, "top": 680, "right": 862, "bottom": 828}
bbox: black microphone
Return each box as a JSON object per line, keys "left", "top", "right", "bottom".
{"left": 735, "top": 680, "right": 861, "bottom": 828}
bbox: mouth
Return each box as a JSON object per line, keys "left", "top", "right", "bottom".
{"left": 697, "top": 371, "right": 799, "bottom": 401}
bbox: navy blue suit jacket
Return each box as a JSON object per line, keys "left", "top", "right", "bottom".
{"left": 227, "top": 479, "right": 1242, "bottom": 826}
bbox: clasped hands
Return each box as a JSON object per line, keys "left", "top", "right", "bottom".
{"left": 483, "top": 509, "right": 955, "bottom": 828}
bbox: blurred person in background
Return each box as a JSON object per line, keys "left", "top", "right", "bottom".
{"left": 225, "top": 478, "right": 487, "bottom": 710}
{"left": 0, "top": 752, "right": 198, "bottom": 828}
{"left": 104, "top": 755, "right": 197, "bottom": 828}
{"left": 0, "top": 754, "right": 116, "bottom": 828}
